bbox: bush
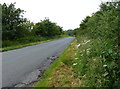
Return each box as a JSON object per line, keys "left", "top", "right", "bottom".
{"left": 75, "top": 1, "right": 120, "bottom": 87}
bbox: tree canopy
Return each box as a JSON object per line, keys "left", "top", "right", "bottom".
{"left": 2, "top": 3, "right": 63, "bottom": 40}
{"left": 2, "top": 3, "right": 27, "bottom": 40}
{"left": 33, "top": 18, "right": 63, "bottom": 37}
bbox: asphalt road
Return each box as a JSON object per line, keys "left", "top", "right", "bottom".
{"left": 2, "top": 37, "right": 75, "bottom": 87}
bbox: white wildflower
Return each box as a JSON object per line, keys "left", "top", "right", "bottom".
{"left": 75, "top": 58, "right": 79, "bottom": 60}
{"left": 86, "top": 48, "right": 91, "bottom": 51}
{"left": 87, "top": 50, "right": 90, "bottom": 53}
{"left": 76, "top": 44, "right": 81, "bottom": 48}
{"left": 81, "top": 54, "right": 83, "bottom": 56}
{"left": 103, "top": 72, "right": 109, "bottom": 77}
{"left": 87, "top": 40, "right": 91, "bottom": 43}
{"left": 103, "top": 65, "right": 107, "bottom": 67}
{"left": 82, "top": 40, "right": 91, "bottom": 45}
{"left": 73, "top": 63, "right": 77, "bottom": 66}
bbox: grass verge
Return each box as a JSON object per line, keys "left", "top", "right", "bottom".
{"left": 35, "top": 34, "right": 120, "bottom": 87}
{"left": 1, "top": 35, "right": 68, "bottom": 52}
{"left": 34, "top": 39, "right": 81, "bottom": 87}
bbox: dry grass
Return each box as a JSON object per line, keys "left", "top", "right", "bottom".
{"left": 35, "top": 39, "right": 82, "bottom": 87}
{"left": 47, "top": 62, "right": 81, "bottom": 87}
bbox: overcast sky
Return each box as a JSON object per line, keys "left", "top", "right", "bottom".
{"left": 1, "top": 0, "right": 110, "bottom": 30}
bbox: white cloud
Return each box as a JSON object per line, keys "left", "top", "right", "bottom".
{"left": 1, "top": 0, "right": 110, "bottom": 30}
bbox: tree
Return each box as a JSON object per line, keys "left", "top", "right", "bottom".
{"left": 79, "top": 16, "right": 90, "bottom": 30}
{"left": 64, "top": 29, "right": 76, "bottom": 36}
{"left": 19, "top": 21, "right": 34, "bottom": 37}
{"left": 33, "top": 18, "right": 63, "bottom": 37}
{"left": 2, "top": 3, "right": 26, "bottom": 40}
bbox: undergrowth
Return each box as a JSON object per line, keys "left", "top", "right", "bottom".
{"left": 74, "top": 1, "right": 120, "bottom": 87}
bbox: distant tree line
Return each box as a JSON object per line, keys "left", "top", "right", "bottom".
{"left": 64, "top": 29, "right": 76, "bottom": 36}
{"left": 2, "top": 3, "right": 63, "bottom": 41}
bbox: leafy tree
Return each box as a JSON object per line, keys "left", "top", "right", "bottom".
{"left": 2, "top": 3, "right": 26, "bottom": 40}
{"left": 19, "top": 21, "right": 34, "bottom": 37}
{"left": 79, "top": 16, "right": 90, "bottom": 30}
{"left": 33, "top": 18, "right": 63, "bottom": 37}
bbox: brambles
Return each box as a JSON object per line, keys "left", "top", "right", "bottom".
{"left": 75, "top": 1, "right": 120, "bottom": 87}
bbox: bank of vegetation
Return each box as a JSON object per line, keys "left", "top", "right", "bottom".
{"left": 75, "top": 1, "right": 119, "bottom": 87}
{"left": 35, "top": 1, "right": 120, "bottom": 87}
{"left": 1, "top": 3, "right": 64, "bottom": 51}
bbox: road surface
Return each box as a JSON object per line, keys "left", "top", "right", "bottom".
{"left": 2, "top": 37, "right": 75, "bottom": 87}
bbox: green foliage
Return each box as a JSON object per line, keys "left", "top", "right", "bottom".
{"left": 76, "top": 1, "right": 120, "bottom": 87}
{"left": 64, "top": 29, "right": 76, "bottom": 36}
{"left": 2, "top": 35, "right": 65, "bottom": 51}
{"left": 2, "top": 36, "right": 46, "bottom": 48}
{"left": 2, "top": 3, "right": 63, "bottom": 48}
{"left": 33, "top": 18, "right": 63, "bottom": 37}
{"left": 79, "top": 16, "right": 90, "bottom": 30}
{"left": 19, "top": 21, "right": 34, "bottom": 37}
{"left": 2, "top": 3, "right": 27, "bottom": 40}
